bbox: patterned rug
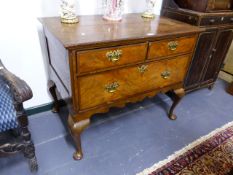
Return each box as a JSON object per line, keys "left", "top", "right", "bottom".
{"left": 137, "top": 122, "right": 233, "bottom": 175}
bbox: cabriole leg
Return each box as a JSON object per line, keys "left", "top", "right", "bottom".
{"left": 48, "top": 80, "right": 60, "bottom": 113}
{"left": 68, "top": 115, "right": 90, "bottom": 160}
{"left": 166, "top": 88, "right": 185, "bottom": 120}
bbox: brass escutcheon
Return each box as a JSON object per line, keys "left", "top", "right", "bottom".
{"left": 138, "top": 65, "right": 148, "bottom": 74}
{"left": 105, "top": 82, "right": 119, "bottom": 93}
{"left": 161, "top": 70, "right": 171, "bottom": 79}
{"left": 168, "top": 41, "right": 178, "bottom": 51}
{"left": 106, "top": 50, "right": 122, "bottom": 62}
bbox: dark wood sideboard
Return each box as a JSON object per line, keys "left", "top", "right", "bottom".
{"left": 162, "top": 0, "right": 233, "bottom": 92}
{"left": 39, "top": 14, "right": 202, "bottom": 160}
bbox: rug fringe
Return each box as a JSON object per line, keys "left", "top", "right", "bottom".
{"left": 136, "top": 120, "right": 233, "bottom": 175}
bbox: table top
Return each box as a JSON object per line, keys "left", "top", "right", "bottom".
{"left": 39, "top": 13, "right": 203, "bottom": 50}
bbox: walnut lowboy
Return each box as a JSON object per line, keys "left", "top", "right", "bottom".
{"left": 39, "top": 14, "right": 202, "bottom": 160}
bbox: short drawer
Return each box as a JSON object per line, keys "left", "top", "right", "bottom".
{"left": 77, "top": 43, "right": 147, "bottom": 74}
{"left": 78, "top": 55, "right": 191, "bottom": 110}
{"left": 200, "top": 16, "right": 226, "bottom": 26}
{"left": 148, "top": 36, "right": 196, "bottom": 60}
{"left": 163, "top": 10, "right": 199, "bottom": 26}
{"left": 225, "top": 16, "right": 233, "bottom": 24}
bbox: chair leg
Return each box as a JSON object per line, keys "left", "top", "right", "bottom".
{"left": 17, "top": 105, "right": 38, "bottom": 172}
{"left": 24, "top": 142, "right": 38, "bottom": 172}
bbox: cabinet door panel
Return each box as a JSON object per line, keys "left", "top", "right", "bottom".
{"left": 223, "top": 42, "right": 233, "bottom": 74}
{"left": 203, "top": 29, "right": 233, "bottom": 82}
{"left": 185, "top": 31, "right": 216, "bottom": 88}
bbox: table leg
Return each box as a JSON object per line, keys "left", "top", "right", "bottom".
{"left": 68, "top": 115, "right": 90, "bottom": 160}
{"left": 166, "top": 88, "right": 185, "bottom": 120}
{"left": 48, "top": 80, "right": 60, "bottom": 113}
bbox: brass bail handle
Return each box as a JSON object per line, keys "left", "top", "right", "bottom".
{"left": 105, "top": 82, "right": 119, "bottom": 93}
{"left": 106, "top": 50, "right": 122, "bottom": 63}
{"left": 161, "top": 70, "right": 171, "bottom": 79}
{"left": 168, "top": 41, "right": 178, "bottom": 51}
{"left": 138, "top": 65, "right": 148, "bottom": 74}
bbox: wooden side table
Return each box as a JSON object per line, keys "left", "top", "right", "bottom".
{"left": 39, "top": 14, "right": 202, "bottom": 160}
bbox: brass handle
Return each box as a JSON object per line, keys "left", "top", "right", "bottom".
{"left": 105, "top": 82, "right": 119, "bottom": 93}
{"left": 106, "top": 50, "right": 122, "bottom": 63}
{"left": 209, "top": 19, "right": 215, "bottom": 23}
{"left": 161, "top": 70, "right": 171, "bottom": 79}
{"left": 138, "top": 65, "right": 148, "bottom": 74}
{"left": 168, "top": 41, "right": 178, "bottom": 51}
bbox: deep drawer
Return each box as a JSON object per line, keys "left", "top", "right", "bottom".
{"left": 77, "top": 43, "right": 147, "bottom": 74}
{"left": 78, "top": 55, "right": 191, "bottom": 110}
{"left": 148, "top": 36, "right": 196, "bottom": 60}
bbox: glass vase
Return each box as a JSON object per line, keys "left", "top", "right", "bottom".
{"left": 103, "top": 0, "right": 124, "bottom": 21}
{"left": 60, "top": 0, "right": 79, "bottom": 24}
{"left": 142, "top": 0, "right": 157, "bottom": 18}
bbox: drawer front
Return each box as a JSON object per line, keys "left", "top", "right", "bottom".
{"left": 200, "top": 16, "right": 223, "bottom": 26}
{"left": 225, "top": 16, "right": 233, "bottom": 24}
{"left": 162, "top": 10, "right": 199, "bottom": 26}
{"left": 200, "top": 16, "right": 233, "bottom": 26}
{"left": 207, "top": 0, "right": 232, "bottom": 11}
{"left": 77, "top": 43, "right": 147, "bottom": 74}
{"left": 148, "top": 36, "right": 196, "bottom": 60}
{"left": 78, "top": 55, "right": 191, "bottom": 110}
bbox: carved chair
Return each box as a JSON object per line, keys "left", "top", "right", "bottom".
{"left": 0, "top": 60, "right": 38, "bottom": 171}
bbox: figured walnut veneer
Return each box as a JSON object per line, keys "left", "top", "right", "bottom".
{"left": 39, "top": 14, "right": 202, "bottom": 160}
{"left": 77, "top": 43, "right": 147, "bottom": 74}
{"left": 148, "top": 35, "right": 196, "bottom": 59}
{"left": 79, "top": 55, "right": 191, "bottom": 110}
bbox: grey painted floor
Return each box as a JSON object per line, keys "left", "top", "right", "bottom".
{"left": 1, "top": 79, "right": 233, "bottom": 175}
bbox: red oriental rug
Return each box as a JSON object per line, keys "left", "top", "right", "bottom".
{"left": 137, "top": 122, "right": 233, "bottom": 175}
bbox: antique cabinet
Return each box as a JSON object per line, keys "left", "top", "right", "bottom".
{"left": 39, "top": 14, "right": 201, "bottom": 160}
{"left": 162, "top": 0, "right": 233, "bottom": 92}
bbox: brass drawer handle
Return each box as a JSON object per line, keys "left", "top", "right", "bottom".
{"left": 138, "top": 65, "right": 148, "bottom": 74}
{"left": 168, "top": 41, "right": 178, "bottom": 51}
{"left": 106, "top": 50, "right": 122, "bottom": 63}
{"left": 161, "top": 70, "right": 171, "bottom": 79}
{"left": 209, "top": 19, "right": 215, "bottom": 23}
{"left": 105, "top": 82, "right": 119, "bottom": 93}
